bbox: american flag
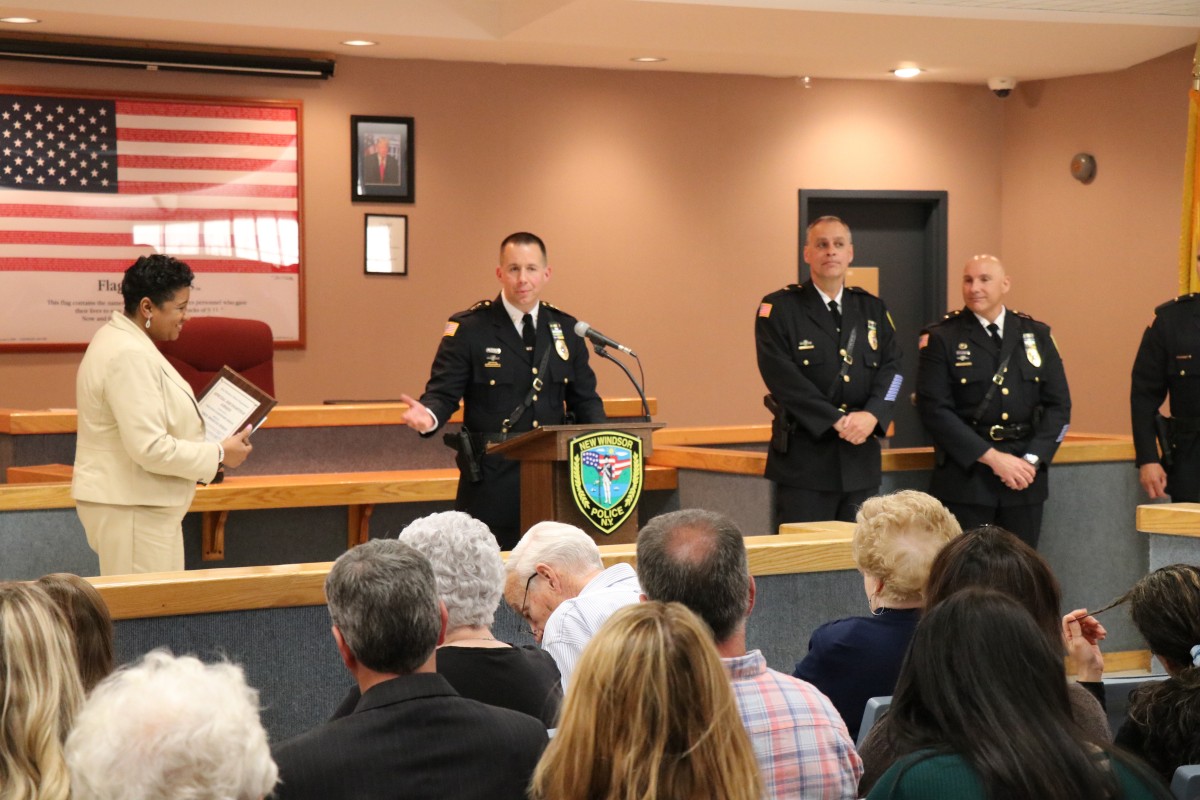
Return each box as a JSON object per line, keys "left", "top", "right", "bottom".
{"left": 581, "top": 448, "right": 632, "bottom": 479}
{"left": 0, "top": 93, "right": 299, "bottom": 274}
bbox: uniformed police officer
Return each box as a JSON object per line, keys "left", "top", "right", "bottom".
{"left": 755, "top": 216, "right": 903, "bottom": 525}
{"left": 1131, "top": 286, "right": 1200, "bottom": 502}
{"left": 401, "top": 232, "right": 606, "bottom": 548}
{"left": 916, "top": 254, "right": 1071, "bottom": 548}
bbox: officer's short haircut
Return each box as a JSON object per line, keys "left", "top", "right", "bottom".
{"left": 806, "top": 215, "right": 852, "bottom": 243}
{"left": 500, "top": 231, "right": 547, "bottom": 260}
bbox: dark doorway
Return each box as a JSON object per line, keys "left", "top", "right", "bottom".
{"left": 799, "top": 190, "right": 948, "bottom": 447}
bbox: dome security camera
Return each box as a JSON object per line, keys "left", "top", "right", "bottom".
{"left": 987, "top": 77, "right": 1016, "bottom": 98}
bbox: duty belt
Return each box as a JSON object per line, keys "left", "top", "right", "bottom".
{"left": 973, "top": 422, "right": 1033, "bottom": 442}
{"left": 1170, "top": 416, "right": 1200, "bottom": 434}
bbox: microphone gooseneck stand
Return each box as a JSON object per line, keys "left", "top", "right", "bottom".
{"left": 591, "top": 344, "right": 651, "bottom": 422}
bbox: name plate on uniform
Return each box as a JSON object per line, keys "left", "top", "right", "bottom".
{"left": 568, "top": 430, "right": 644, "bottom": 535}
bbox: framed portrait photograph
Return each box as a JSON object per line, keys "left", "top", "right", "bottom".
{"left": 364, "top": 214, "right": 408, "bottom": 275}
{"left": 351, "top": 115, "right": 414, "bottom": 202}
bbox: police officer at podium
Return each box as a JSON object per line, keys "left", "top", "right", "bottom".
{"left": 1131, "top": 277, "right": 1200, "bottom": 502}
{"left": 756, "top": 216, "right": 902, "bottom": 525}
{"left": 916, "top": 254, "right": 1071, "bottom": 548}
{"left": 400, "top": 232, "right": 605, "bottom": 548}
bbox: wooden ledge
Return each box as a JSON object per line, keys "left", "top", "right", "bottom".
{"left": 0, "top": 397, "right": 657, "bottom": 435}
{"left": 89, "top": 530, "right": 853, "bottom": 620}
{"left": 1136, "top": 502, "right": 1200, "bottom": 537}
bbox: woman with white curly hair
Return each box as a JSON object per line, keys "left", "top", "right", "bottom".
{"left": 331, "top": 511, "right": 562, "bottom": 726}
{"left": 66, "top": 650, "right": 278, "bottom": 800}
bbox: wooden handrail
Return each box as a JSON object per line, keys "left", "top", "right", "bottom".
{"left": 1136, "top": 502, "right": 1200, "bottom": 537}
{"left": 0, "top": 397, "right": 658, "bottom": 435}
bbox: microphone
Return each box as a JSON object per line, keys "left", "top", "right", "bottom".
{"left": 574, "top": 321, "right": 637, "bottom": 357}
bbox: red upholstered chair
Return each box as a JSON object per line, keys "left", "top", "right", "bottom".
{"left": 156, "top": 317, "right": 275, "bottom": 398}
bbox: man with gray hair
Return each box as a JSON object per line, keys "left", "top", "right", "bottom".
{"left": 637, "top": 509, "right": 862, "bottom": 799}
{"left": 503, "top": 520, "right": 641, "bottom": 690}
{"left": 272, "top": 539, "right": 546, "bottom": 799}
{"left": 66, "top": 650, "right": 278, "bottom": 800}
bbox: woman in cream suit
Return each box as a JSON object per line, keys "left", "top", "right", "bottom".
{"left": 72, "top": 255, "right": 253, "bottom": 575}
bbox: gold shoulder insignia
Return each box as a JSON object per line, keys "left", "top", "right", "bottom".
{"left": 466, "top": 299, "right": 491, "bottom": 313}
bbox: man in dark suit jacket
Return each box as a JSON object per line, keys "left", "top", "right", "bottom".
{"left": 400, "top": 232, "right": 606, "bottom": 548}
{"left": 271, "top": 539, "right": 547, "bottom": 800}
{"left": 756, "top": 216, "right": 903, "bottom": 525}
{"left": 361, "top": 135, "right": 400, "bottom": 184}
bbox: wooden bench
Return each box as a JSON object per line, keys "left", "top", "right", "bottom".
{"left": 0, "top": 465, "right": 679, "bottom": 561}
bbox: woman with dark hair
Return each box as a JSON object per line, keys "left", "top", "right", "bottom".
{"left": 1093, "top": 563, "right": 1200, "bottom": 783}
{"left": 36, "top": 573, "right": 115, "bottom": 693}
{"left": 867, "top": 588, "right": 1168, "bottom": 799}
{"left": 72, "top": 255, "right": 254, "bottom": 575}
{"left": 858, "top": 525, "right": 1111, "bottom": 792}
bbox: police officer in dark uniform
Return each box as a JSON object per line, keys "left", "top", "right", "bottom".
{"left": 401, "top": 232, "right": 606, "bottom": 549}
{"left": 1131, "top": 290, "right": 1200, "bottom": 502}
{"left": 916, "top": 254, "right": 1071, "bottom": 548}
{"left": 756, "top": 216, "right": 903, "bottom": 525}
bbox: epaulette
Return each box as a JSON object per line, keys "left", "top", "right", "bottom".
{"left": 1157, "top": 293, "right": 1200, "bottom": 314}
{"left": 1012, "top": 309, "right": 1034, "bottom": 320}
{"left": 456, "top": 299, "right": 491, "bottom": 316}
{"left": 846, "top": 285, "right": 874, "bottom": 296}
{"left": 784, "top": 283, "right": 803, "bottom": 292}
{"left": 927, "top": 309, "right": 963, "bottom": 328}
{"left": 541, "top": 300, "right": 559, "bottom": 311}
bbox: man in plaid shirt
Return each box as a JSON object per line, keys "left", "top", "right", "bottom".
{"left": 637, "top": 509, "right": 862, "bottom": 799}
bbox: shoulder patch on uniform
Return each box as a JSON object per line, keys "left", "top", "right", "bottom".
{"left": 443, "top": 321, "right": 460, "bottom": 337}
{"left": 758, "top": 302, "right": 773, "bottom": 318}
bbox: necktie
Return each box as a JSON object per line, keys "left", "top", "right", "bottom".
{"left": 987, "top": 322, "right": 1002, "bottom": 350}
{"left": 379, "top": 159, "right": 386, "bottom": 182}
{"left": 522, "top": 313, "right": 536, "bottom": 352}
{"left": 828, "top": 299, "right": 842, "bottom": 332}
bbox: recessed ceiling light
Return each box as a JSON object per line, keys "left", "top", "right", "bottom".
{"left": 341, "top": 39, "right": 377, "bottom": 47}
{"left": 0, "top": 17, "right": 40, "bottom": 24}
{"left": 631, "top": 56, "right": 666, "bottom": 63}
{"left": 891, "top": 67, "right": 922, "bottom": 79}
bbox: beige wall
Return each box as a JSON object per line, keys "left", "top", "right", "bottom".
{"left": 998, "top": 47, "right": 1191, "bottom": 435}
{"left": 0, "top": 47, "right": 1188, "bottom": 434}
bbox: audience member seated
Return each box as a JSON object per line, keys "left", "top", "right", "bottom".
{"left": 0, "top": 582, "right": 82, "bottom": 800}
{"left": 1080, "top": 563, "right": 1200, "bottom": 783}
{"left": 637, "top": 508, "right": 863, "bottom": 800}
{"left": 531, "top": 601, "right": 762, "bottom": 800}
{"left": 503, "top": 521, "right": 641, "bottom": 690}
{"left": 793, "top": 490, "right": 960, "bottom": 739}
{"left": 37, "top": 572, "right": 115, "bottom": 693}
{"left": 858, "top": 525, "right": 1111, "bottom": 794}
{"left": 273, "top": 540, "right": 547, "bottom": 800}
{"left": 331, "top": 512, "right": 562, "bottom": 726}
{"left": 866, "top": 588, "right": 1170, "bottom": 800}
{"left": 66, "top": 650, "right": 277, "bottom": 800}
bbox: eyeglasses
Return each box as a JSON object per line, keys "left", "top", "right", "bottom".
{"left": 519, "top": 572, "right": 538, "bottom": 619}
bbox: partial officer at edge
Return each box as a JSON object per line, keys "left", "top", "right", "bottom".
{"left": 756, "top": 215, "right": 903, "bottom": 525}
{"left": 1131, "top": 279, "right": 1200, "bottom": 502}
{"left": 916, "top": 254, "right": 1071, "bottom": 548}
{"left": 400, "top": 232, "right": 606, "bottom": 549}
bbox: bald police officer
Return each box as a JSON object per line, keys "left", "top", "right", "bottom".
{"left": 916, "top": 254, "right": 1071, "bottom": 548}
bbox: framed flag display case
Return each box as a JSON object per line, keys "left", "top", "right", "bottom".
{"left": 0, "top": 88, "right": 304, "bottom": 351}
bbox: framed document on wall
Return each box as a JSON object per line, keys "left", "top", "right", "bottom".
{"left": 364, "top": 214, "right": 408, "bottom": 275}
{"left": 351, "top": 116, "right": 414, "bottom": 203}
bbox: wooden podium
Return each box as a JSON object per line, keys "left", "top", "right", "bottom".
{"left": 488, "top": 422, "right": 663, "bottom": 545}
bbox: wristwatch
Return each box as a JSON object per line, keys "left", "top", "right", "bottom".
{"left": 1023, "top": 453, "right": 1040, "bottom": 466}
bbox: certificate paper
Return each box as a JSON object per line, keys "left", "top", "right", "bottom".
{"left": 196, "top": 366, "right": 277, "bottom": 443}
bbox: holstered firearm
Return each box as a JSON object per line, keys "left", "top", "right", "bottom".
{"left": 444, "top": 431, "right": 484, "bottom": 483}
{"left": 763, "top": 394, "right": 793, "bottom": 454}
{"left": 1156, "top": 414, "right": 1174, "bottom": 467}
